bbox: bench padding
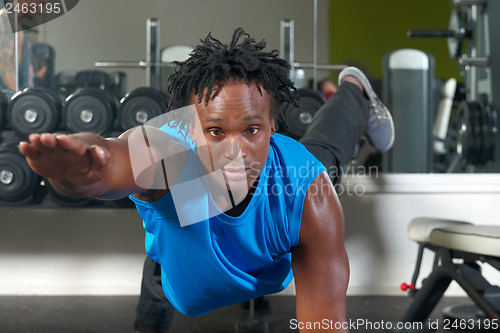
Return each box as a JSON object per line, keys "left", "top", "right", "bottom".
{"left": 408, "top": 217, "right": 500, "bottom": 257}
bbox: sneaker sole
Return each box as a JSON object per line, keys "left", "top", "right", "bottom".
{"left": 339, "top": 67, "right": 395, "bottom": 152}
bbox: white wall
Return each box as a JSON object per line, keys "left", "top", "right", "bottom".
{"left": 3, "top": 174, "right": 500, "bottom": 296}
{"left": 35, "top": 0, "right": 330, "bottom": 92}
{"left": 0, "top": 208, "right": 146, "bottom": 295}
{"left": 340, "top": 173, "right": 500, "bottom": 297}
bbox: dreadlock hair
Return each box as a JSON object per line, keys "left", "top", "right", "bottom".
{"left": 166, "top": 27, "right": 298, "bottom": 128}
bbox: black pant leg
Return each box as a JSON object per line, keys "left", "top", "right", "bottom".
{"left": 300, "top": 82, "right": 369, "bottom": 185}
{"left": 134, "top": 257, "right": 175, "bottom": 333}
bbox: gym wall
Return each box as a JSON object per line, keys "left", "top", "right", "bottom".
{"left": 36, "top": 0, "right": 330, "bottom": 91}
{"left": 329, "top": 0, "right": 462, "bottom": 81}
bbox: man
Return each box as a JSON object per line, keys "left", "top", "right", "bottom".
{"left": 19, "top": 28, "right": 394, "bottom": 332}
{"left": 318, "top": 77, "right": 337, "bottom": 101}
{"left": 0, "top": 0, "right": 48, "bottom": 95}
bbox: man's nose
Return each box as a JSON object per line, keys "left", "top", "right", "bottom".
{"left": 224, "top": 140, "right": 241, "bottom": 161}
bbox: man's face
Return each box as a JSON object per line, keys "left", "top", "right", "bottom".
{"left": 191, "top": 81, "right": 275, "bottom": 195}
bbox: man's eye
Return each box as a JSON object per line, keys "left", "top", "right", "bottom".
{"left": 248, "top": 127, "right": 259, "bottom": 135}
{"left": 208, "top": 129, "right": 224, "bottom": 137}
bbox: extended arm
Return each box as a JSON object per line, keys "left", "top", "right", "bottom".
{"left": 292, "top": 171, "right": 349, "bottom": 333}
{"left": 19, "top": 131, "right": 140, "bottom": 199}
{"left": 18, "top": 127, "right": 186, "bottom": 200}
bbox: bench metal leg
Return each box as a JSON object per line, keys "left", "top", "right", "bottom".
{"left": 399, "top": 247, "right": 500, "bottom": 331}
{"left": 400, "top": 265, "right": 453, "bottom": 323}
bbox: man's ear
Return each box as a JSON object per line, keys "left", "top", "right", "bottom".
{"left": 270, "top": 118, "right": 276, "bottom": 136}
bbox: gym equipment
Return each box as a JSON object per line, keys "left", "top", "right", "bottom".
{"left": 408, "top": 0, "right": 500, "bottom": 173}
{"left": 382, "top": 49, "right": 437, "bottom": 173}
{"left": 56, "top": 70, "right": 78, "bottom": 98}
{"left": 96, "top": 18, "right": 167, "bottom": 90}
{"left": 234, "top": 299, "right": 269, "bottom": 333}
{"left": 433, "top": 79, "right": 457, "bottom": 155}
{"left": 118, "top": 87, "right": 170, "bottom": 130}
{"left": 444, "top": 100, "right": 496, "bottom": 172}
{"left": 279, "top": 88, "right": 324, "bottom": 140}
{"left": 160, "top": 44, "right": 194, "bottom": 93}
{"left": 63, "top": 88, "right": 117, "bottom": 134}
{"left": 280, "top": 18, "right": 347, "bottom": 89}
{"left": 395, "top": 217, "right": 500, "bottom": 332}
{"left": 7, "top": 87, "right": 62, "bottom": 138}
{"left": 109, "top": 71, "right": 128, "bottom": 99}
{"left": 0, "top": 142, "right": 41, "bottom": 204}
{"left": 408, "top": 7, "right": 472, "bottom": 60}
{"left": 95, "top": 19, "right": 194, "bottom": 93}
{"left": 0, "top": 90, "right": 8, "bottom": 130}
{"left": 75, "top": 70, "right": 110, "bottom": 90}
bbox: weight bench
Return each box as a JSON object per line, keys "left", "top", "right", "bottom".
{"left": 397, "top": 217, "right": 500, "bottom": 330}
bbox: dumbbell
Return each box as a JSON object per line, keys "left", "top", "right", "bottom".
{"left": 7, "top": 87, "right": 62, "bottom": 139}
{"left": 0, "top": 142, "right": 42, "bottom": 205}
{"left": 279, "top": 88, "right": 324, "bottom": 140}
{"left": 75, "top": 70, "right": 110, "bottom": 90}
{"left": 56, "top": 70, "right": 78, "bottom": 98}
{"left": 119, "top": 87, "right": 170, "bottom": 130}
{"left": 109, "top": 71, "right": 128, "bottom": 99}
{"left": 63, "top": 88, "right": 117, "bottom": 135}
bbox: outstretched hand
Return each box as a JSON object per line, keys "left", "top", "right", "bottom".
{"left": 18, "top": 133, "right": 111, "bottom": 187}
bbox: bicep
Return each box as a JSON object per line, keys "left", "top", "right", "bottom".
{"left": 102, "top": 127, "right": 187, "bottom": 199}
{"left": 292, "top": 172, "right": 349, "bottom": 332}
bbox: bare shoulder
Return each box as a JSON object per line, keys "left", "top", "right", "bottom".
{"left": 298, "top": 171, "right": 344, "bottom": 246}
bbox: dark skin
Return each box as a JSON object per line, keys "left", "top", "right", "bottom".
{"left": 19, "top": 82, "right": 350, "bottom": 332}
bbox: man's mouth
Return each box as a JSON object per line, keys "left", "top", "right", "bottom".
{"left": 222, "top": 168, "right": 251, "bottom": 181}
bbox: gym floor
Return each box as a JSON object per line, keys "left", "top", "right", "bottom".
{"left": 0, "top": 295, "right": 478, "bottom": 333}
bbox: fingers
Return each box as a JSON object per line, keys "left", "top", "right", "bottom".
{"left": 55, "top": 134, "right": 88, "bottom": 154}
{"left": 19, "top": 133, "right": 91, "bottom": 159}
{"left": 89, "top": 144, "right": 110, "bottom": 168}
{"left": 19, "top": 133, "right": 63, "bottom": 162}
{"left": 18, "top": 141, "right": 40, "bottom": 159}
{"left": 27, "top": 133, "right": 57, "bottom": 154}
{"left": 39, "top": 133, "right": 57, "bottom": 149}
{"left": 20, "top": 131, "right": 110, "bottom": 165}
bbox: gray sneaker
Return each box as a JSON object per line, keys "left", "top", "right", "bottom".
{"left": 338, "top": 67, "right": 395, "bottom": 153}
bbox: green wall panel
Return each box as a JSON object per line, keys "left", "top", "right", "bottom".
{"left": 329, "top": 0, "right": 462, "bottom": 80}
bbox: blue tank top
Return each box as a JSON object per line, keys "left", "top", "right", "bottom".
{"left": 130, "top": 128, "right": 326, "bottom": 316}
